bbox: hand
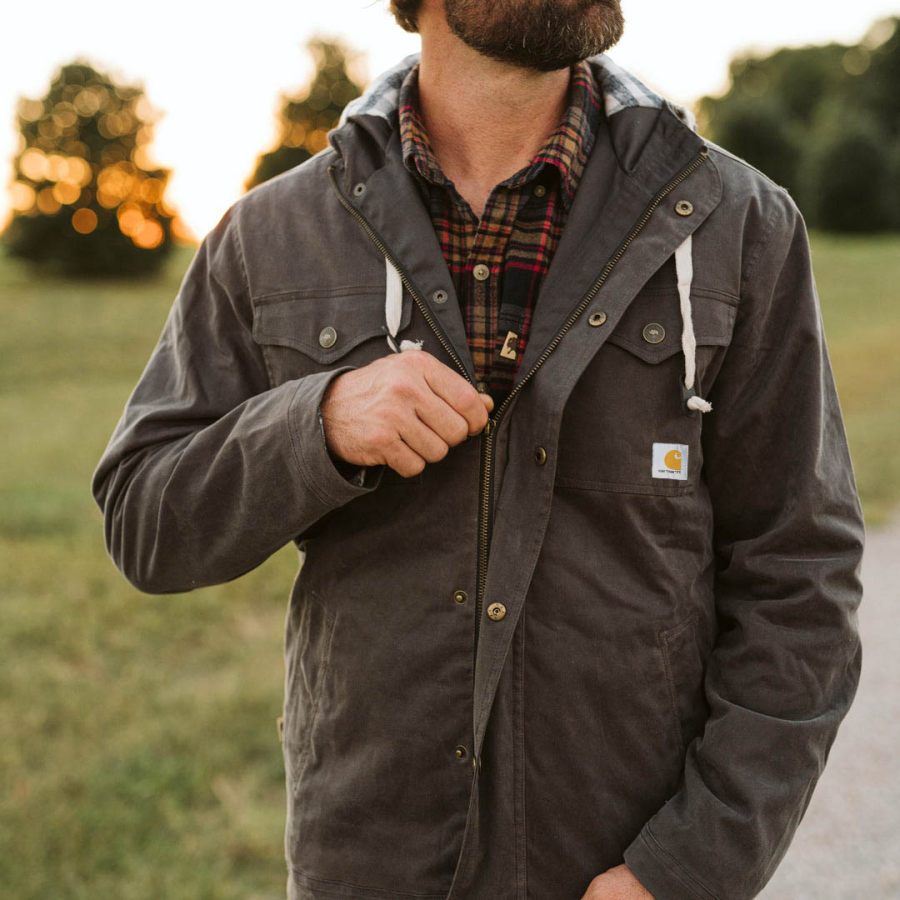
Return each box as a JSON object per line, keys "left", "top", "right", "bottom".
{"left": 320, "top": 351, "right": 493, "bottom": 478}
{"left": 581, "top": 865, "right": 655, "bottom": 900}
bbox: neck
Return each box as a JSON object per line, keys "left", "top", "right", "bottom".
{"left": 416, "top": 10, "right": 570, "bottom": 217}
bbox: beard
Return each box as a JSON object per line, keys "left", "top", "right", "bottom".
{"left": 443, "top": 0, "right": 625, "bottom": 72}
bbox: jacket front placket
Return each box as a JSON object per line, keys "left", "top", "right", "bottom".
{"left": 333, "top": 108, "right": 725, "bottom": 897}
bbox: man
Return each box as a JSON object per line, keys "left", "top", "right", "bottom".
{"left": 93, "top": 0, "right": 864, "bottom": 897}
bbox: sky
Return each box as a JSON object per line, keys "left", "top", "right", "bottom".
{"left": 2, "top": 0, "right": 898, "bottom": 239}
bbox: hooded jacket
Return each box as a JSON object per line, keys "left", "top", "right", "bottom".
{"left": 93, "top": 55, "right": 864, "bottom": 900}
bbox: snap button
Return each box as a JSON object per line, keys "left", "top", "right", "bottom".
{"left": 473, "top": 264, "right": 490, "bottom": 282}
{"left": 453, "top": 590, "right": 468, "bottom": 605}
{"left": 352, "top": 182, "right": 366, "bottom": 197}
{"left": 534, "top": 447, "right": 547, "bottom": 466}
{"left": 642, "top": 323, "right": 666, "bottom": 344}
{"left": 318, "top": 326, "right": 338, "bottom": 349}
{"left": 533, "top": 184, "right": 547, "bottom": 198}
{"left": 455, "top": 745, "right": 468, "bottom": 760}
{"left": 487, "top": 603, "right": 507, "bottom": 622}
{"left": 588, "top": 311, "right": 608, "bottom": 327}
{"left": 433, "top": 289, "right": 448, "bottom": 304}
{"left": 675, "top": 200, "right": 694, "bottom": 217}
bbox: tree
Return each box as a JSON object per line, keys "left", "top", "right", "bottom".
{"left": 4, "top": 62, "right": 179, "bottom": 276}
{"left": 698, "top": 16, "right": 900, "bottom": 231}
{"left": 805, "top": 114, "right": 894, "bottom": 232}
{"left": 246, "top": 39, "right": 363, "bottom": 191}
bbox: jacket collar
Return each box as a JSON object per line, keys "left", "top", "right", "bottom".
{"left": 333, "top": 53, "right": 698, "bottom": 186}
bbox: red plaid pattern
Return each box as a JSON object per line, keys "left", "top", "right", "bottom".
{"left": 399, "top": 62, "right": 601, "bottom": 402}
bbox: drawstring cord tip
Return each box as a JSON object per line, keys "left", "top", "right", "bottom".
{"left": 681, "top": 381, "right": 712, "bottom": 415}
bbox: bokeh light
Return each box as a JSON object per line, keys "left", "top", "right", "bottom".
{"left": 71, "top": 207, "right": 98, "bottom": 233}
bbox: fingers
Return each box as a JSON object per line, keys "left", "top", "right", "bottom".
{"left": 420, "top": 356, "right": 492, "bottom": 435}
{"left": 319, "top": 351, "right": 495, "bottom": 478}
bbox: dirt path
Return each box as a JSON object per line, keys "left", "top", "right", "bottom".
{"left": 759, "top": 514, "right": 900, "bottom": 898}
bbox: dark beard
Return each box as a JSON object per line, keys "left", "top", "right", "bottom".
{"left": 444, "top": 0, "right": 625, "bottom": 72}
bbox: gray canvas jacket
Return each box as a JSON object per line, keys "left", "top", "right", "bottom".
{"left": 93, "top": 56, "right": 864, "bottom": 900}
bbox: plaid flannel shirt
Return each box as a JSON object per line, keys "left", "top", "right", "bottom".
{"left": 399, "top": 61, "right": 602, "bottom": 402}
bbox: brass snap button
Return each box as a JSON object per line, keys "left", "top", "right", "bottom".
{"left": 588, "top": 311, "right": 608, "bottom": 327}
{"left": 487, "top": 603, "right": 507, "bottom": 622}
{"left": 642, "top": 323, "right": 666, "bottom": 344}
{"left": 675, "top": 200, "right": 694, "bottom": 217}
{"left": 318, "top": 326, "right": 338, "bottom": 349}
{"left": 534, "top": 447, "right": 547, "bottom": 466}
{"left": 455, "top": 745, "right": 468, "bottom": 760}
{"left": 453, "top": 590, "right": 468, "bottom": 605}
{"left": 533, "top": 184, "right": 547, "bottom": 198}
{"left": 352, "top": 182, "right": 366, "bottom": 197}
{"left": 433, "top": 289, "right": 448, "bottom": 304}
{"left": 473, "top": 263, "right": 490, "bottom": 282}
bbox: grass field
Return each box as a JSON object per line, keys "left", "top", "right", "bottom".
{"left": 1, "top": 234, "right": 898, "bottom": 898}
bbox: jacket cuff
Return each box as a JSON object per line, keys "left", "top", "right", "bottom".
{"left": 624, "top": 827, "right": 717, "bottom": 900}
{"left": 287, "top": 369, "right": 382, "bottom": 508}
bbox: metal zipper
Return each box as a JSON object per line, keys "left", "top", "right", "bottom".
{"left": 474, "top": 150, "right": 709, "bottom": 641}
{"left": 327, "top": 165, "right": 470, "bottom": 381}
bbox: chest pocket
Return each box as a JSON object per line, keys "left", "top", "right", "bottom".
{"left": 556, "top": 283, "right": 736, "bottom": 495}
{"left": 252, "top": 288, "right": 412, "bottom": 387}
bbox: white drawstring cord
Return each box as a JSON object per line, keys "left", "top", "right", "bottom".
{"left": 674, "top": 236, "right": 712, "bottom": 414}
{"left": 385, "top": 258, "right": 423, "bottom": 353}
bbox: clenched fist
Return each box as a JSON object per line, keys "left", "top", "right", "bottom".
{"left": 320, "top": 351, "right": 493, "bottom": 478}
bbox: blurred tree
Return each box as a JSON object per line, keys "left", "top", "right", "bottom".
{"left": 805, "top": 114, "right": 894, "bottom": 232}
{"left": 4, "top": 62, "right": 180, "bottom": 276}
{"left": 698, "top": 16, "right": 900, "bottom": 231}
{"left": 246, "top": 39, "right": 363, "bottom": 191}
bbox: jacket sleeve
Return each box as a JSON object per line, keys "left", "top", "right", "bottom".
{"left": 623, "top": 191, "right": 864, "bottom": 899}
{"left": 92, "top": 210, "right": 376, "bottom": 594}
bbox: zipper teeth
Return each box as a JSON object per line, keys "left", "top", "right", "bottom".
{"left": 327, "top": 165, "right": 470, "bottom": 382}
{"left": 475, "top": 425, "right": 493, "bottom": 651}
{"left": 474, "top": 150, "right": 708, "bottom": 634}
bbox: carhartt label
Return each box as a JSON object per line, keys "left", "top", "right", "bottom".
{"left": 652, "top": 443, "right": 689, "bottom": 481}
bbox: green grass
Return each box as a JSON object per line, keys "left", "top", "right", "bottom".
{"left": 0, "top": 233, "right": 897, "bottom": 898}
{"left": 810, "top": 233, "right": 900, "bottom": 526}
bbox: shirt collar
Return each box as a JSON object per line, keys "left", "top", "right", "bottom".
{"left": 398, "top": 60, "right": 602, "bottom": 211}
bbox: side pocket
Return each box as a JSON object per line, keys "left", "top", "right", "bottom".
{"left": 658, "top": 615, "right": 708, "bottom": 750}
{"left": 283, "top": 594, "right": 337, "bottom": 797}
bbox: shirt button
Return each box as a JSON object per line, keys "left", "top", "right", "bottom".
{"left": 534, "top": 447, "right": 548, "bottom": 466}
{"left": 318, "top": 326, "right": 338, "bottom": 349}
{"left": 642, "top": 323, "right": 666, "bottom": 344}
{"left": 476, "top": 381, "right": 488, "bottom": 394}
{"left": 473, "top": 264, "right": 490, "bottom": 282}
{"left": 533, "top": 184, "right": 547, "bottom": 198}
{"left": 487, "top": 603, "right": 507, "bottom": 622}
{"left": 453, "top": 590, "right": 468, "bottom": 605}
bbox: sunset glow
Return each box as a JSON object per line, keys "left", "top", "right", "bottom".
{"left": 2, "top": 0, "right": 898, "bottom": 241}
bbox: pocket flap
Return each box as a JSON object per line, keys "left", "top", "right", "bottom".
{"left": 252, "top": 289, "right": 411, "bottom": 364}
{"left": 606, "top": 288, "right": 736, "bottom": 365}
